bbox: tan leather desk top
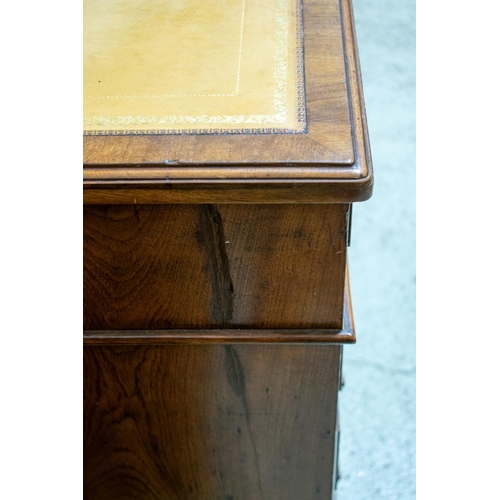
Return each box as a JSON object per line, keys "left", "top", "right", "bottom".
{"left": 83, "top": 0, "right": 373, "bottom": 204}
{"left": 84, "top": 0, "right": 305, "bottom": 134}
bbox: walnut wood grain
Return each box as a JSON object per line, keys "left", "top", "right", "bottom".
{"left": 83, "top": 344, "right": 341, "bottom": 500}
{"left": 83, "top": 0, "right": 373, "bottom": 204}
{"left": 82, "top": 182, "right": 373, "bottom": 205}
{"left": 83, "top": 328, "right": 355, "bottom": 344}
{"left": 83, "top": 263, "right": 355, "bottom": 345}
{"left": 84, "top": 203, "right": 348, "bottom": 330}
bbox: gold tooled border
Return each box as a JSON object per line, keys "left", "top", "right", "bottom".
{"left": 83, "top": 0, "right": 307, "bottom": 136}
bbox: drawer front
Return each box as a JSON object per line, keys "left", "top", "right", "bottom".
{"left": 84, "top": 204, "right": 348, "bottom": 330}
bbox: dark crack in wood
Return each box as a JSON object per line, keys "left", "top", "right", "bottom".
{"left": 200, "top": 205, "right": 234, "bottom": 327}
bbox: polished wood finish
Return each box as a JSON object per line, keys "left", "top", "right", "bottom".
{"left": 83, "top": 272, "right": 356, "bottom": 345}
{"left": 84, "top": 327, "right": 354, "bottom": 345}
{"left": 83, "top": 0, "right": 373, "bottom": 204}
{"left": 84, "top": 344, "right": 341, "bottom": 500}
{"left": 84, "top": 204, "right": 348, "bottom": 330}
{"left": 83, "top": 203, "right": 351, "bottom": 499}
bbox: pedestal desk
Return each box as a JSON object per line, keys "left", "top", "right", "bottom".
{"left": 83, "top": 0, "right": 373, "bottom": 498}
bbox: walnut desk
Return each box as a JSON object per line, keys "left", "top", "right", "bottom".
{"left": 83, "top": 0, "right": 373, "bottom": 498}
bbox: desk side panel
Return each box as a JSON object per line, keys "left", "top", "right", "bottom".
{"left": 83, "top": 344, "right": 340, "bottom": 500}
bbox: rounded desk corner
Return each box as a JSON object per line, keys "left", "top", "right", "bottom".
{"left": 354, "top": 167, "right": 374, "bottom": 202}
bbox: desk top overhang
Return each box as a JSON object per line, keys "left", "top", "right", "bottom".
{"left": 83, "top": 0, "right": 373, "bottom": 204}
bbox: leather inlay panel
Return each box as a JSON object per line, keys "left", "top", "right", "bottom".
{"left": 84, "top": 0, "right": 306, "bottom": 134}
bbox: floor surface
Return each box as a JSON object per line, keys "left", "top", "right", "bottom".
{"left": 336, "top": 1, "right": 416, "bottom": 499}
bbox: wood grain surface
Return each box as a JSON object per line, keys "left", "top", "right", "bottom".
{"left": 83, "top": 203, "right": 348, "bottom": 330}
{"left": 83, "top": 264, "right": 356, "bottom": 345}
{"left": 83, "top": 344, "right": 341, "bottom": 500}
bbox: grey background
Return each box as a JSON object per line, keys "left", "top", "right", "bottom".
{"left": 336, "top": 0, "right": 416, "bottom": 498}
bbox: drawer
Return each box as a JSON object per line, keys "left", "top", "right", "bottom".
{"left": 84, "top": 203, "right": 349, "bottom": 331}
